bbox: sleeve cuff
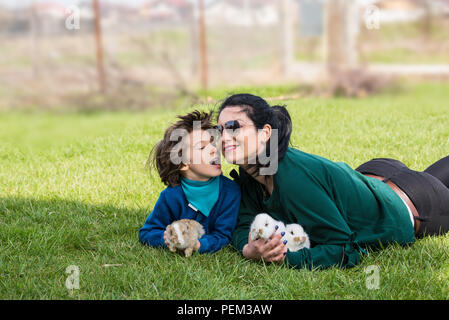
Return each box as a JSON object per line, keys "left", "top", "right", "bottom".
{"left": 284, "top": 249, "right": 310, "bottom": 269}
{"left": 198, "top": 238, "right": 209, "bottom": 254}
{"left": 160, "top": 232, "right": 167, "bottom": 248}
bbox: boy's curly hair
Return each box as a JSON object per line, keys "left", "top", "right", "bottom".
{"left": 148, "top": 110, "right": 214, "bottom": 187}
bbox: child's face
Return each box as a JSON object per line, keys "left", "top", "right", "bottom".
{"left": 180, "top": 129, "right": 222, "bottom": 181}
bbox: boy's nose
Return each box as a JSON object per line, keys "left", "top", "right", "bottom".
{"left": 209, "top": 142, "right": 218, "bottom": 154}
{"left": 208, "top": 143, "right": 221, "bottom": 162}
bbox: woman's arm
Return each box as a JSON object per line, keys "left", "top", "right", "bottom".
{"left": 232, "top": 176, "right": 287, "bottom": 263}
{"left": 285, "top": 243, "right": 360, "bottom": 269}
{"left": 281, "top": 176, "right": 361, "bottom": 269}
{"left": 238, "top": 171, "right": 361, "bottom": 267}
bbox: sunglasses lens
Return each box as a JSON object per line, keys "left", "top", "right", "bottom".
{"left": 225, "top": 120, "right": 241, "bottom": 135}
{"left": 226, "top": 120, "right": 240, "bottom": 130}
{"left": 217, "top": 120, "right": 241, "bottom": 135}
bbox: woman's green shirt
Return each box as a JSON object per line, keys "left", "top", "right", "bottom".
{"left": 232, "top": 147, "right": 415, "bottom": 269}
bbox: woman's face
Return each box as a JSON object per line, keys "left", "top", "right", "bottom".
{"left": 217, "top": 106, "right": 270, "bottom": 165}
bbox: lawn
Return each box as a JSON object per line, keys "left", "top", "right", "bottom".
{"left": 1, "top": 82, "right": 449, "bottom": 299}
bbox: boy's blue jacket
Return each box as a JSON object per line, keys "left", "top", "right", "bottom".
{"left": 139, "top": 175, "right": 241, "bottom": 254}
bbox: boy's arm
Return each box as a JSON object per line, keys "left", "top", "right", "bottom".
{"left": 198, "top": 188, "right": 241, "bottom": 254}
{"left": 139, "top": 191, "right": 173, "bottom": 248}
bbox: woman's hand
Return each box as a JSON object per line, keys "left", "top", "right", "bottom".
{"left": 242, "top": 232, "right": 287, "bottom": 263}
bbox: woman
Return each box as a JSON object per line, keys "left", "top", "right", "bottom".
{"left": 216, "top": 93, "right": 449, "bottom": 269}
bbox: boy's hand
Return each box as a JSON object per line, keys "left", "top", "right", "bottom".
{"left": 164, "top": 231, "right": 169, "bottom": 247}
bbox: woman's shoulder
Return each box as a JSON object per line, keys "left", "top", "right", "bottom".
{"left": 281, "top": 147, "right": 339, "bottom": 173}
{"left": 275, "top": 147, "right": 339, "bottom": 189}
{"left": 283, "top": 147, "right": 329, "bottom": 164}
{"left": 278, "top": 147, "right": 316, "bottom": 172}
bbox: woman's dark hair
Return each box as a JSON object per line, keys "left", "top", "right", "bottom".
{"left": 218, "top": 93, "right": 292, "bottom": 175}
{"left": 148, "top": 110, "right": 214, "bottom": 187}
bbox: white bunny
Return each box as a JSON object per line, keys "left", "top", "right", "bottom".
{"left": 250, "top": 213, "right": 277, "bottom": 241}
{"left": 250, "top": 213, "right": 287, "bottom": 241}
{"left": 285, "top": 223, "right": 310, "bottom": 251}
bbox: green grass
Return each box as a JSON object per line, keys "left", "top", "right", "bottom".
{"left": 1, "top": 82, "right": 449, "bottom": 299}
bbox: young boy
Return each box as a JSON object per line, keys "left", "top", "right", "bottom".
{"left": 139, "top": 110, "right": 241, "bottom": 254}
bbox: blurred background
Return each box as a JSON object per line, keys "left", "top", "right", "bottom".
{"left": 0, "top": 0, "right": 448, "bottom": 111}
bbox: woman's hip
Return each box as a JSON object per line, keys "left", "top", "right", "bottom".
{"left": 356, "top": 158, "right": 449, "bottom": 238}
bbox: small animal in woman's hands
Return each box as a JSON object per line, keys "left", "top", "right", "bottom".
{"left": 250, "top": 213, "right": 277, "bottom": 241}
{"left": 165, "top": 219, "right": 205, "bottom": 257}
{"left": 250, "top": 213, "right": 287, "bottom": 241}
{"left": 285, "top": 223, "right": 310, "bottom": 251}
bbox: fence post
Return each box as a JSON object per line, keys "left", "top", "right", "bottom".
{"left": 29, "top": 0, "right": 40, "bottom": 80}
{"left": 198, "top": 0, "right": 208, "bottom": 91}
{"left": 325, "top": 0, "right": 359, "bottom": 74}
{"left": 92, "top": 0, "right": 106, "bottom": 93}
{"left": 279, "top": 0, "right": 294, "bottom": 76}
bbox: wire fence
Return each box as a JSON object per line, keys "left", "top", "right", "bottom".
{"left": 0, "top": 0, "right": 448, "bottom": 110}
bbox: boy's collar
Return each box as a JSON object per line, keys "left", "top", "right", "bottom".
{"left": 180, "top": 175, "right": 219, "bottom": 186}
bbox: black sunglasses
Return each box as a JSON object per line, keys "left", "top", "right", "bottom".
{"left": 216, "top": 120, "right": 253, "bottom": 136}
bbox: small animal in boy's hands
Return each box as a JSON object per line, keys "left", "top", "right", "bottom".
{"left": 285, "top": 223, "right": 310, "bottom": 251}
{"left": 165, "top": 219, "right": 205, "bottom": 257}
{"left": 250, "top": 213, "right": 277, "bottom": 241}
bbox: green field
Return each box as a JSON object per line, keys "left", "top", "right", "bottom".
{"left": 1, "top": 82, "right": 449, "bottom": 299}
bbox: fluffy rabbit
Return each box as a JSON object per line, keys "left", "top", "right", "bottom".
{"left": 285, "top": 223, "right": 310, "bottom": 251}
{"left": 250, "top": 213, "right": 287, "bottom": 241}
{"left": 250, "top": 213, "right": 277, "bottom": 241}
{"left": 165, "top": 219, "right": 205, "bottom": 257}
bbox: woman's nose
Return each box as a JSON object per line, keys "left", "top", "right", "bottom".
{"left": 219, "top": 128, "right": 234, "bottom": 144}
